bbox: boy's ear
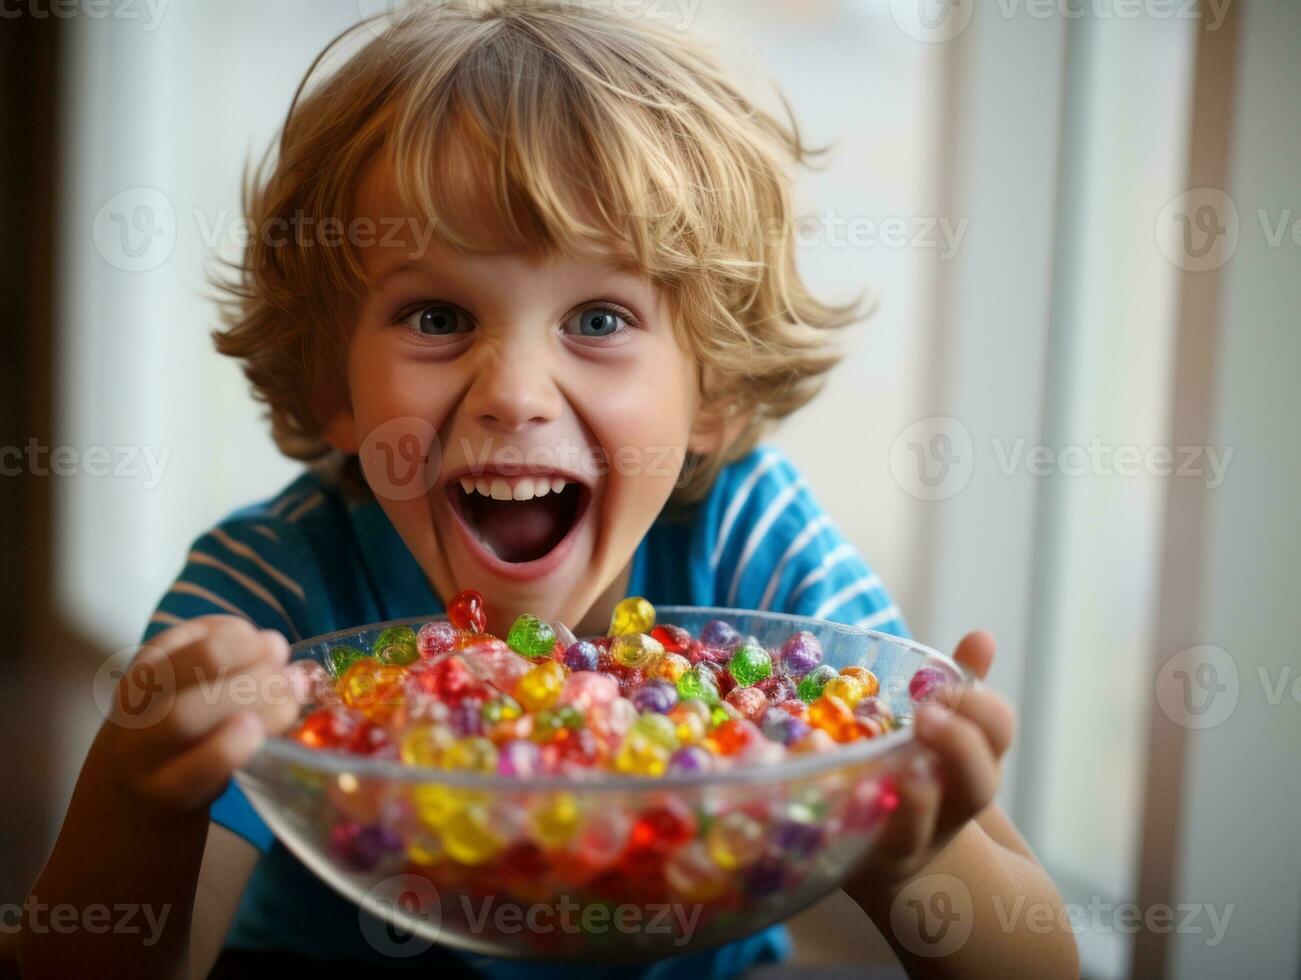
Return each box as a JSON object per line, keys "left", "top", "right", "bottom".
{"left": 322, "top": 409, "right": 361, "bottom": 454}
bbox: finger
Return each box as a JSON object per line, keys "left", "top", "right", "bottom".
{"left": 951, "top": 631, "right": 997, "bottom": 680}
{"left": 168, "top": 623, "right": 289, "bottom": 689}
{"left": 870, "top": 750, "right": 942, "bottom": 871}
{"left": 145, "top": 659, "right": 300, "bottom": 747}
{"left": 140, "top": 711, "right": 267, "bottom": 811}
{"left": 934, "top": 683, "right": 1016, "bottom": 759}
{"left": 914, "top": 704, "right": 1001, "bottom": 831}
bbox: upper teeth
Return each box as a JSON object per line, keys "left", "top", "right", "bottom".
{"left": 459, "top": 476, "right": 569, "bottom": 501}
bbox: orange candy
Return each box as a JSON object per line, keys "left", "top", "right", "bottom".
{"left": 807, "top": 694, "right": 859, "bottom": 743}
{"left": 339, "top": 659, "right": 407, "bottom": 723}
{"left": 839, "top": 666, "right": 879, "bottom": 698}
{"left": 706, "top": 719, "right": 760, "bottom": 756}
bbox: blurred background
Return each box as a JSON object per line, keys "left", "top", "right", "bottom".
{"left": 1, "top": 0, "right": 1297, "bottom": 976}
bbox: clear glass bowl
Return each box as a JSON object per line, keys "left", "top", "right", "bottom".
{"left": 235, "top": 606, "right": 969, "bottom": 962}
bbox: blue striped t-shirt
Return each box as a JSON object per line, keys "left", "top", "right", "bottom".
{"left": 144, "top": 445, "right": 906, "bottom": 975}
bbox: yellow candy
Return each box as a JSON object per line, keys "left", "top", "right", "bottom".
{"left": 613, "top": 733, "right": 671, "bottom": 776}
{"left": 412, "top": 784, "right": 486, "bottom": 829}
{"left": 399, "top": 723, "right": 454, "bottom": 767}
{"left": 668, "top": 702, "right": 708, "bottom": 745}
{"left": 440, "top": 805, "right": 504, "bottom": 864}
{"left": 406, "top": 829, "right": 445, "bottom": 866}
{"left": 705, "top": 811, "right": 765, "bottom": 870}
{"left": 515, "top": 660, "right": 567, "bottom": 712}
{"left": 610, "top": 632, "right": 665, "bottom": 670}
{"left": 609, "top": 596, "right": 656, "bottom": 636}
{"left": 442, "top": 736, "right": 498, "bottom": 773}
{"left": 632, "top": 711, "right": 680, "bottom": 751}
{"left": 528, "top": 792, "right": 580, "bottom": 848}
{"left": 823, "top": 675, "right": 866, "bottom": 707}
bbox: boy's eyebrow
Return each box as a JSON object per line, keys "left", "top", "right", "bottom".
{"left": 372, "top": 259, "right": 429, "bottom": 290}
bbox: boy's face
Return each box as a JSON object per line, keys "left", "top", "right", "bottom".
{"left": 325, "top": 166, "right": 703, "bottom": 636}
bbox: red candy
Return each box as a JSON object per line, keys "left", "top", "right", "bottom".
{"left": 448, "top": 589, "right": 487, "bottom": 634}
{"left": 294, "top": 705, "right": 358, "bottom": 750}
{"left": 650, "top": 623, "right": 691, "bottom": 653}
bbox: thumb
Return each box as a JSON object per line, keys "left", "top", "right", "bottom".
{"left": 952, "top": 630, "right": 997, "bottom": 680}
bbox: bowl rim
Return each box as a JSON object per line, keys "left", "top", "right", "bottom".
{"left": 249, "top": 605, "right": 973, "bottom": 793}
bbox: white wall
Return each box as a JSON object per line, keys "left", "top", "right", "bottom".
{"left": 1169, "top": 2, "right": 1301, "bottom": 974}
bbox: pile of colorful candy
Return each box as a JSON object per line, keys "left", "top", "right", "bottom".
{"left": 247, "top": 599, "right": 954, "bottom": 958}
{"left": 289, "top": 592, "right": 943, "bottom": 782}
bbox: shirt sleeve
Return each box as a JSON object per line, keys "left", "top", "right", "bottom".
{"left": 705, "top": 448, "right": 910, "bottom": 638}
{"left": 141, "top": 515, "right": 319, "bottom": 853}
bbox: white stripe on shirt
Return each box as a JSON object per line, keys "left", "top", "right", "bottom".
{"left": 811, "top": 575, "right": 885, "bottom": 622}
{"left": 725, "top": 478, "right": 806, "bottom": 606}
{"left": 758, "top": 514, "right": 832, "bottom": 611}
{"left": 788, "top": 542, "right": 857, "bottom": 606}
{"left": 709, "top": 451, "right": 782, "bottom": 571}
{"left": 856, "top": 605, "right": 903, "bottom": 631}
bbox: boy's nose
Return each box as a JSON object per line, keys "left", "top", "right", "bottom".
{"left": 463, "top": 346, "right": 563, "bottom": 432}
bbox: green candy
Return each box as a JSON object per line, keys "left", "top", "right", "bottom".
{"left": 507, "top": 613, "right": 557, "bottom": 658}
{"left": 481, "top": 695, "right": 522, "bottom": 725}
{"left": 797, "top": 664, "right": 839, "bottom": 703}
{"left": 373, "top": 625, "right": 419, "bottom": 666}
{"left": 727, "top": 643, "right": 773, "bottom": 687}
{"left": 325, "top": 644, "right": 370, "bottom": 678}
{"left": 676, "top": 666, "right": 720, "bottom": 705}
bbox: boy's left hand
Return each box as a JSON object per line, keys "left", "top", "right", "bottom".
{"left": 848, "top": 631, "right": 1015, "bottom": 887}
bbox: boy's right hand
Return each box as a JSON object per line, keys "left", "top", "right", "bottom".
{"left": 100, "top": 615, "right": 301, "bottom": 814}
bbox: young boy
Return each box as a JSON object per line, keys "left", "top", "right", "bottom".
{"left": 24, "top": 2, "right": 1077, "bottom": 976}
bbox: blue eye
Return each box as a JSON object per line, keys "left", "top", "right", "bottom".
{"left": 564, "top": 306, "right": 630, "bottom": 338}
{"left": 402, "top": 303, "right": 471, "bottom": 336}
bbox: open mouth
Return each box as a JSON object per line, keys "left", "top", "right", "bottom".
{"left": 445, "top": 472, "right": 589, "bottom": 565}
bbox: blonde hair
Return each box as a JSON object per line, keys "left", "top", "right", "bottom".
{"left": 215, "top": 0, "right": 865, "bottom": 502}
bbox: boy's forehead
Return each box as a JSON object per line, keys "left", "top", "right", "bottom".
{"left": 351, "top": 157, "right": 648, "bottom": 285}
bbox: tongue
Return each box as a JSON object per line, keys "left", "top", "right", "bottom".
{"left": 473, "top": 496, "right": 568, "bottom": 563}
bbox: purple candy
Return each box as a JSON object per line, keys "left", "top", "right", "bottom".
{"left": 331, "top": 822, "right": 402, "bottom": 871}
{"left": 562, "top": 640, "right": 600, "bottom": 673}
{"left": 779, "top": 631, "right": 823, "bottom": 676}
{"left": 449, "top": 698, "right": 484, "bottom": 736}
{"left": 742, "top": 855, "right": 787, "bottom": 896}
{"left": 631, "top": 680, "right": 679, "bottom": 714}
{"left": 760, "top": 709, "right": 810, "bottom": 746}
{"left": 497, "top": 738, "right": 542, "bottom": 778}
{"left": 700, "top": 619, "right": 740, "bottom": 649}
{"left": 774, "top": 818, "right": 824, "bottom": 858}
{"left": 668, "top": 745, "right": 712, "bottom": 773}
